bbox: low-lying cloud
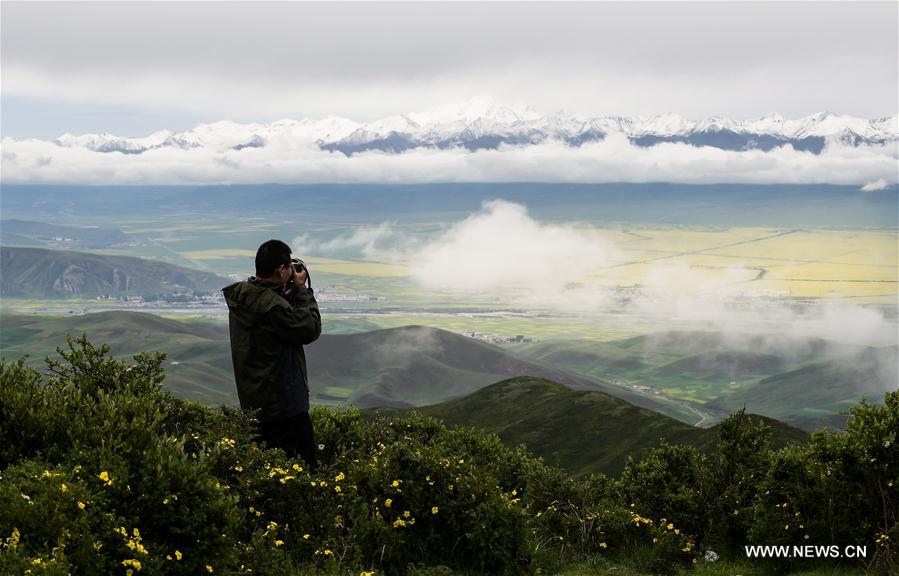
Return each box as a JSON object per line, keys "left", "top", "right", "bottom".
{"left": 410, "top": 200, "right": 619, "bottom": 292}
{"left": 302, "top": 199, "right": 897, "bottom": 348}
{"left": 2, "top": 133, "right": 897, "bottom": 186}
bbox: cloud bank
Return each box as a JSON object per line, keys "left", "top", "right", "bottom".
{"left": 2, "top": 133, "right": 897, "bottom": 186}
{"left": 300, "top": 200, "right": 898, "bottom": 348}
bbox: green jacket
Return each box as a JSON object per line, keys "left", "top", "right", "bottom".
{"left": 222, "top": 278, "right": 321, "bottom": 422}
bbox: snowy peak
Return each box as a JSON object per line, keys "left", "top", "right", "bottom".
{"left": 46, "top": 98, "right": 898, "bottom": 157}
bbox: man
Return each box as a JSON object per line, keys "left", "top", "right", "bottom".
{"left": 222, "top": 239, "right": 321, "bottom": 469}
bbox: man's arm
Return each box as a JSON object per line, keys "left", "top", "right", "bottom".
{"left": 267, "top": 284, "right": 321, "bottom": 345}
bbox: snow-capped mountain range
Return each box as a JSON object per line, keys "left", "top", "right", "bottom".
{"left": 49, "top": 96, "right": 898, "bottom": 157}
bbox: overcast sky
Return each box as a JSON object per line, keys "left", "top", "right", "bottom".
{"left": 2, "top": 1, "right": 897, "bottom": 139}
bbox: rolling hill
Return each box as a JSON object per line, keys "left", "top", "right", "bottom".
{"left": 366, "top": 376, "right": 809, "bottom": 476}
{"left": 0, "top": 246, "right": 229, "bottom": 298}
{"left": 0, "top": 312, "right": 691, "bottom": 421}
{"left": 513, "top": 331, "right": 896, "bottom": 431}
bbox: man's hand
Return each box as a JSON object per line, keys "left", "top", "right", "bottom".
{"left": 293, "top": 267, "right": 308, "bottom": 287}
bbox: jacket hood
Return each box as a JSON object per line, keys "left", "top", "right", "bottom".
{"left": 223, "top": 279, "right": 288, "bottom": 327}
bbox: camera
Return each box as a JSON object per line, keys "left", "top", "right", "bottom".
{"left": 287, "top": 257, "right": 311, "bottom": 290}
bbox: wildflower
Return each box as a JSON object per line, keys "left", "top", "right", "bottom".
{"left": 384, "top": 498, "right": 393, "bottom": 508}
{"left": 163, "top": 498, "right": 169, "bottom": 505}
{"left": 666, "top": 523, "right": 674, "bottom": 530}
{"left": 206, "top": 564, "right": 214, "bottom": 572}
{"left": 324, "top": 549, "right": 334, "bottom": 556}
{"left": 175, "top": 550, "right": 183, "bottom": 561}
{"left": 303, "top": 534, "right": 310, "bottom": 540}
{"left": 98, "top": 471, "right": 113, "bottom": 486}
{"left": 274, "top": 540, "right": 284, "bottom": 547}
{"left": 335, "top": 485, "right": 342, "bottom": 493}
{"left": 60, "top": 483, "right": 68, "bottom": 493}
{"left": 393, "top": 518, "right": 406, "bottom": 528}
{"left": 77, "top": 501, "right": 86, "bottom": 510}
{"left": 600, "top": 542, "right": 608, "bottom": 548}
{"left": 122, "top": 559, "right": 142, "bottom": 570}
{"left": 335, "top": 472, "right": 345, "bottom": 482}
{"left": 279, "top": 476, "right": 295, "bottom": 484}
{"left": 511, "top": 489, "right": 517, "bottom": 496}
{"left": 391, "top": 480, "right": 401, "bottom": 488}
{"left": 360, "top": 572, "right": 375, "bottom": 576}
{"left": 432, "top": 506, "right": 439, "bottom": 515}
{"left": 33, "top": 558, "right": 44, "bottom": 565}
{"left": 233, "top": 466, "right": 243, "bottom": 472}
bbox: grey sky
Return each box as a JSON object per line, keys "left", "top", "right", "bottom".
{"left": 2, "top": 1, "right": 897, "bottom": 138}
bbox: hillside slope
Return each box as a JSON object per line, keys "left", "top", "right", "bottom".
{"left": 1, "top": 313, "right": 686, "bottom": 420}
{"left": 367, "top": 376, "right": 808, "bottom": 476}
{"left": 513, "top": 331, "right": 895, "bottom": 430}
{"left": 0, "top": 246, "right": 228, "bottom": 298}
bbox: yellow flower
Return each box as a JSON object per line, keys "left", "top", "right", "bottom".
{"left": 335, "top": 472, "right": 345, "bottom": 482}
{"left": 234, "top": 466, "right": 243, "bottom": 472}
{"left": 98, "top": 471, "right": 113, "bottom": 486}
{"left": 391, "top": 480, "right": 401, "bottom": 488}
{"left": 60, "top": 483, "right": 68, "bottom": 493}
{"left": 122, "top": 559, "right": 142, "bottom": 570}
{"left": 303, "top": 533, "right": 310, "bottom": 540}
{"left": 292, "top": 463, "right": 304, "bottom": 472}
{"left": 175, "top": 550, "right": 182, "bottom": 561}
{"left": 323, "top": 549, "right": 333, "bottom": 556}
{"left": 274, "top": 540, "right": 284, "bottom": 546}
{"left": 666, "top": 523, "right": 674, "bottom": 530}
{"left": 360, "top": 572, "right": 375, "bottom": 576}
{"left": 77, "top": 501, "right": 86, "bottom": 510}
{"left": 432, "top": 506, "right": 439, "bottom": 515}
{"left": 404, "top": 510, "right": 411, "bottom": 518}
{"left": 425, "top": 475, "right": 431, "bottom": 481}
{"left": 384, "top": 498, "right": 392, "bottom": 508}
{"left": 600, "top": 542, "right": 608, "bottom": 548}
{"left": 393, "top": 518, "right": 406, "bottom": 528}
{"left": 206, "top": 564, "right": 214, "bottom": 572}
{"left": 334, "top": 485, "right": 342, "bottom": 493}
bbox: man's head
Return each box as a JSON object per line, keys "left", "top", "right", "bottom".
{"left": 255, "top": 239, "right": 293, "bottom": 285}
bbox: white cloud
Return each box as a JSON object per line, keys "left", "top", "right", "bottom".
{"left": 2, "top": 133, "right": 897, "bottom": 186}
{"left": 293, "top": 223, "right": 400, "bottom": 260}
{"left": 861, "top": 178, "right": 890, "bottom": 192}
{"left": 410, "top": 200, "right": 619, "bottom": 292}
{"left": 398, "top": 200, "right": 898, "bottom": 347}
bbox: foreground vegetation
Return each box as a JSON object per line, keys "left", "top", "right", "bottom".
{"left": 0, "top": 337, "right": 896, "bottom": 575}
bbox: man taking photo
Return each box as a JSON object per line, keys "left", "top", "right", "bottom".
{"left": 223, "top": 239, "right": 322, "bottom": 470}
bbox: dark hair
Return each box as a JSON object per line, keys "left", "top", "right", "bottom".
{"left": 255, "top": 239, "right": 292, "bottom": 277}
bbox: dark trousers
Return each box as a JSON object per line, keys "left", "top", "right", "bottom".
{"left": 258, "top": 411, "right": 317, "bottom": 471}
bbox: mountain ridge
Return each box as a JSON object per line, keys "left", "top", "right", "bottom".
{"left": 44, "top": 96, "right": 897, "bottom": 156}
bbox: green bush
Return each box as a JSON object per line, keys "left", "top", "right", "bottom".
{"left": 1, "top": 337, "right": 897, "bottom": 575}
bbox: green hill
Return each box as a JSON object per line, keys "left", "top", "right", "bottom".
{"left": 0, "top": 246, "right": 228, "bottom": 298}
{"left": 0, "top": 312, "right": 690, "bottom": 421}
{"left": 367, "top": 376, "right": 809, "bottom": 477}
{"left": 513, "top": 331, "right": 893, "bottom": 430}
{"left": 706, "top": 345, "right": 898, "bottom": 430}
